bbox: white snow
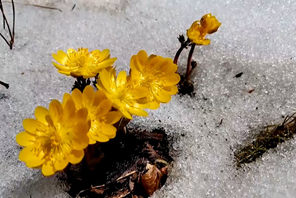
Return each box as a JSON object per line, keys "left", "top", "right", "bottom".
{"left": 1, "top": 0, "right": 296, "bottom": 197}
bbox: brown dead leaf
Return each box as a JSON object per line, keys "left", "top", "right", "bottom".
{"left": 140, "top": 163, "right": 163, "bottom": 195}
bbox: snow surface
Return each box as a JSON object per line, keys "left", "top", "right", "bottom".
{"left": 1, "top": 0, "right": 296, "bottom": 197}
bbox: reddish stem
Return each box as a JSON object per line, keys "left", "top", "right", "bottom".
{"left": 185, "top": 44, "right": 196, "bottom": 81}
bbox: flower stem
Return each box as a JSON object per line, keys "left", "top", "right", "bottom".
{"left": 185, "top": 44, "right": 196, "bottom": 81}
{"left": 173, "top": 37, "right": 190, "bottom": 65}
{"left": 174, "top": 46, "right": 185, "bottom": 65}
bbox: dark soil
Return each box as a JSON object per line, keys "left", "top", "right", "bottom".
{"left": 60, "top": 128, "right": 173, "bottom": 198}
{"left": 178, "top": 75, "right": 195, "bottom": 97}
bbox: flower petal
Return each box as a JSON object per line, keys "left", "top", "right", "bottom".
{"left": 42, "top": 161, "right": 56, "bottom": 176}
{"left": 35, "top": 106, "right": 49, "bottom": 124}
{"left": 104, "top": 111, "right": 122, "bottom": 124}
{"left": 16, "top": 131, "right": 35, "bottom": 147}
{"left": 71, "top": 88, "right": 83, "bottom": 109}
{"left": 23, "top": 119, "right": 44, "bottom": 134}
{"left": 100, "top": 124, "right": 117, "bottom": 138}
{"left": 68, "top": 150, "right": 84, "bottom": 164}
{"left": 54, "top": 157, "right": 69, "bottom": 171}
{"left": 19, "top": 147, "right": 44, "bottom": 168}
{"left": 49, "top": 100, "right": 63, "bottom": 123}
{"left": 116, "top": 71, "right": 127, "bottom": 88}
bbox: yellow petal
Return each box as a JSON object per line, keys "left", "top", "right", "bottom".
{"left": 23, "top": 119, "right": 44, "bottom": 134}
{"left": 98, "top": 49, "right": 111, "bottom": 61}
{"left": 96, "top": 99, "right": 112, "bottom": 117}
{"left": 101, "top": 124, "right": 117, "bottom": 138}
{"left": 136, "top": 50, "right": 148, "bottom": 68}
{"left": 71, "top": 88, "right": 83, "bottom": 109}
{"left": 116, "top": 71, "right": 127, "bottom": 88}
{"left": 71, "top": 123, "right": 90, "bottom": 150}
{"left": 96, "top": 58, "right": 117, "bottom": 70}
{"left": 104, "top": 111, "right": 122, "bottom": 124}
{"left": 52, "top": 62, "right": 71, "bottom": 75}
{"left": 75, "top": 108, "right": 89, "bottom": 122}
{"left": 129, "top": 87, "right": 149, "bottom": 99}
{"left": 95, "top": 134, "right": 110, "bottom": 143}
{"left": 19, "top": 147, "right": 44, "bottom": 168}
{"left": 120, "top": 109, "right": 133, "bottom": 119}
{"left": 35, "top": 106, "right": 49, "bottom": 124}
{"left": 42, "top": 161, "right": 56, "bottom": 176}
{"left": 88, "top": 137, "right": 96, "bottom": 145}
{"left": 63, "top": 98, "right": 76, "bottom": 120}
{"left": 99, "top": 69, "right": 112, "bottom": 91}
{"left": 68, "top": 150, "right": 84, "bottom": 164}
{"left": 161, "top": 74, "right": 180, "bottom": 86}
{"left": 49, "top": 100, "right": 63, "bottom": 123}
{"left": 154, "top": 90, "right": 171, "bottom": 103}
{"left": 16, "top": 131, "right": 35, "bottom": 147}
{"left": 128, "top": 107, "right": 148, "bottom": 117}
{"left": 54, "top": 157, "right": 68, "bottom": 171}
{"left": 146, "top": 101, "right": 160, "bottom": 110}
{"left": 52, "top": 50, "right": 67, "bottom": 64}
{"left": 83, "top": 85, "right": 95, "bottom": 104}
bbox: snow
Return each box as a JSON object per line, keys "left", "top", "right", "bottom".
{"left": 1, "top": 0, "right": 296, "bottom": 197}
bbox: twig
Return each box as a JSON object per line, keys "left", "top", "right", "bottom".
{"left": 0, "top": 80, "right": 9, "bottom": 89}
{"left": 75, "top": 171, "right": 137, "bottom": 197}
{"left": 71, "top": 4, "right": 76, "bottom": 11}
{"left": 116, "top": 170, "right": 137, "bottom": 182}
{"left": 75, "top": 184, "right": 105, "bottom": 198}
{"left": 25, "top": 3, "right": 62, "bottom": 12}
{"left": 0, "top": 0, "right": 15, "bottom": 49}
{"left": 2, "top": 1, "right": 62, "bottom": 12}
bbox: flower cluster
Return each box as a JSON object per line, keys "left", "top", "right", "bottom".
{"left": 187, "top": 13, "right": 221, "bottom": 45}
{"left": 16, "top": 95, "right": 90, "bottom": 176}
{"left": 17, "top": 47, "right": 180, "bottom": 176}
{"left": 97, "top": 50, "right": 180, "bottom": 119}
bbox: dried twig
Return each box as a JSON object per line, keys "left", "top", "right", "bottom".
{"left": 0, "top": 80, "right": 9, "bottom": 89}
{"left": 0, "top": 0, "right": 15, "bottom": 49}
{"left": 24, "top": 3, "right": 62, "bottom": 12}
{"left": 235, "top": 114, "right": 296, "bottom": 166}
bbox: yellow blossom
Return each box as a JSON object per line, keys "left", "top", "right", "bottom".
{"left": 71, "top": 85, "right": 122, "bottom": 144}
{"left": 52, "top": 48, "right": 117, "bottom": 78}
{"left": 97, "top": 68, "right": 149, "bottom": 119}
{"left": 187, "top": 13, "right": 221, "bottom": 45}
{"left": 16, "top": 95, "right": 90, "bottom": 176}
{"left": 130, "top": 50, "right": 180, "bottom": 108}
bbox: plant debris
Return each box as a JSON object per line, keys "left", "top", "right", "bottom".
{"left": 248, "top": 88, "right": 255, "bottom": 93}
{"left": 0, "top": 80, "right": 9, "bottom": 89}
{"left": 61, "top": 128, "right": 173, "bottom": 198}
{"left": 0, "top": 0, "right": 15, "bottom": 49}
{"left": 235, "top": 113, "right": 296, "bottom": 167}
{"left": 234, "top": 72, "right": 243, "bottom": 78}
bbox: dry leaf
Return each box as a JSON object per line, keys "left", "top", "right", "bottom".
{"left": 140, "top": 163, "right": 162, "bottom": 195}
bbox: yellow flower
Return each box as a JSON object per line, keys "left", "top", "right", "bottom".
{"left": 97, "top": 68, "right": 149, "bottom": 119}
{"left": 52, "top": 48, "right": 117, "bottom": 78}
{"left": 71, "top": 85, "right": 122, "bottom": 144}
{"left": 130, "top": 50, "right": 180, "bottom": 108}
{"left": 16, "top": 95, "right": 90, "bottom": 176}
{"left": 187, "top": 13, "right": 221, "bottom": 45}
